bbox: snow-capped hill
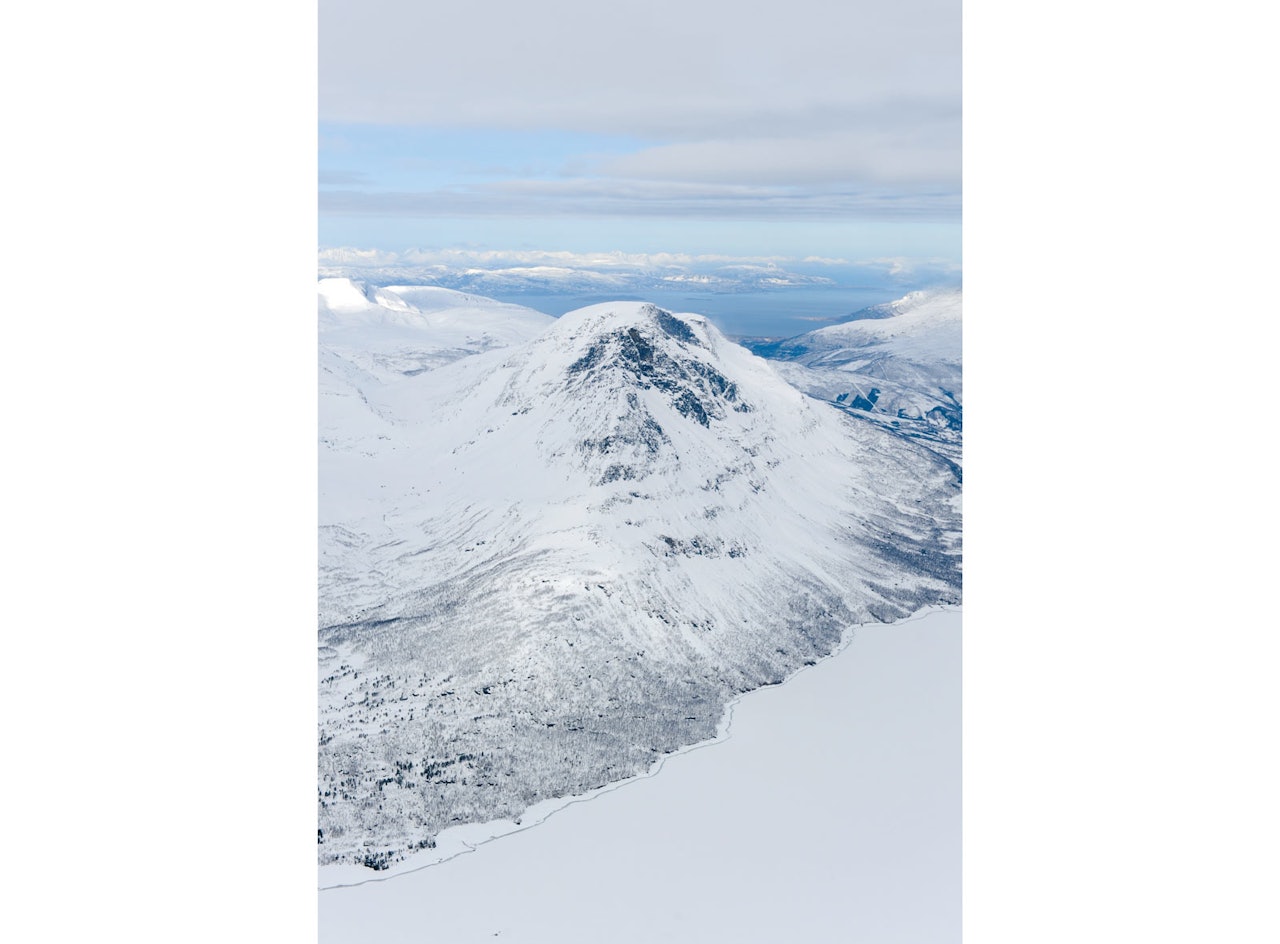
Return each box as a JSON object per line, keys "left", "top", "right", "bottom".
{"left": 318, "top": 276, "right": 373, "bottom": 310}
{"left": 319, "top": 300, "right": 961, "bottom": 871}
{"left": 318, "top": 278, "right": 555, "bottom": 381}
{"left": 320, "top": 279, "right": 553, "bottom": 335}
{"left": 795, "top": 286, "right": 961, "bottom": 362}
{"left": 377, "top": 284, "right": 551, "bottom": 324}
{"left": 756, "top": 287, "right": 962, "bottom": 442}
{"left": 846, "top": 288, "right": 958, "bottom": 321}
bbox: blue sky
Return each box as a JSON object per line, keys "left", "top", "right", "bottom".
{"left": 319, "top": 0, "right": 960, "bottom": 265}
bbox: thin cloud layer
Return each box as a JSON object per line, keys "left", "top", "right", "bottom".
{"left": 601, "top": 123, "right": 959, "bottom": 187}
{"left": 319, "top": 0, "right": 960, "bottom": 242}
{"left": 320, "top": 0, "right": 958, "bottom": 139}
{"left": 318, "top": 247, "right": 854, "bottom": 269}
{"left": 320, "top": 177, "right": 958, "bottom": 221}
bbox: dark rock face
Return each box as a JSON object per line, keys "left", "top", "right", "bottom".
{"left": 567, "top": 307, "right": 747, "bottom": 431}
{"left": 654, "top": 309, "right": 700, "bottom": 345}
{"left": 579, "top": 397, "right": 672, "bottom": 485}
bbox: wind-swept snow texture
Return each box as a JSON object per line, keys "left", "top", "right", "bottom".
{"left": 318, "top": 288, "right": 961, "bottom": 870}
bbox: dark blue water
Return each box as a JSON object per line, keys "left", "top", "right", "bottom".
{"left": 482, "top": 286, "right": 913, "bottom": 339}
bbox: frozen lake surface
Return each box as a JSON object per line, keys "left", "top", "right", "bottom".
{"left": 320, "top": 607, "right": 960, "bottom": 943}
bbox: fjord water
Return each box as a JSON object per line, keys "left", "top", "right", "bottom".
{"left": 480, "top": 285, "right": 914, "bottom": 337}
{"left": 320, "top": 608, "right": 960, "bottom": 944}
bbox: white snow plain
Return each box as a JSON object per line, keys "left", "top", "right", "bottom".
{"left": 319, "top": 607, "right": 960, "bottom": 944}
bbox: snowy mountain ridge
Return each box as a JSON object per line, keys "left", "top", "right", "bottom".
{"left": 750, "top": 287, "right": 962, "bottom": 459}
{"left": 319, "top": 277, "right": 555, "bottom": 378}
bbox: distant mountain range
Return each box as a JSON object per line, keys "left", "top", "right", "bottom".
{"left": 318, "top": 261, "right": 839, "bottom": 297}
{"left": 318, "top": 281, "right": 962, "bottom": 871}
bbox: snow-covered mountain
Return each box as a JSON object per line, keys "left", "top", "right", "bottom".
{"left": 320, "top": 278, "right": 556, "bottom": 456}
{"left": 318, "top": 295, "right": 961, "bottom": 870}
{"left": 319, "top": 277, "right": 555, "bottom": 379}
{"left": 751, "top": 287, "right": 962, "bottom": 458}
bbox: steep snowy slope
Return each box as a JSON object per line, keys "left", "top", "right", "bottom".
{"left": 318, "top": 301, "right": 961, "bottom": 870}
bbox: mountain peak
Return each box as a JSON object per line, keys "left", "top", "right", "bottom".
{"left": 470, "top": 302, "right": 767, "bottom": 488}
{"left": 554, "top": 305, "right": 744, "bottom": 429}
{"left": 554, "top": 300, "right": 707, "bottom": 333}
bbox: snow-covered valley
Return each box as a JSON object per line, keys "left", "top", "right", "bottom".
{"left": 318, "top": 281, "right": 962, "bottom": 871}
